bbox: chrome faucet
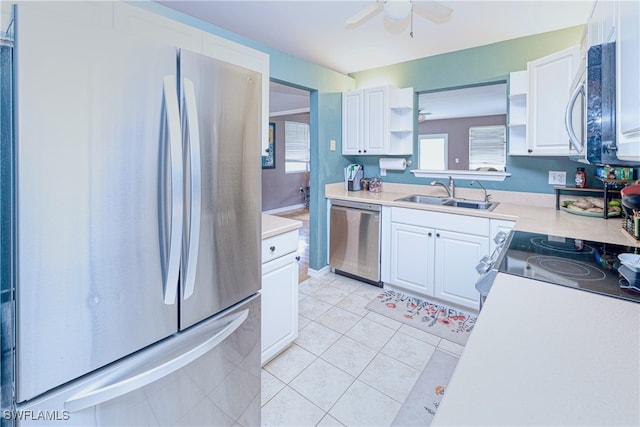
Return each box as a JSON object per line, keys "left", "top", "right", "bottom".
{"left": 471, "top": 180, "right": 490, "bottom": 202}
{"left": 430, "top": 176, "right": 456, "bottom": 198}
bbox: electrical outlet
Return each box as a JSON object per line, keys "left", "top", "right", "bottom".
{"left": 548, "top": 171, "right": 567, "bottom": 185}
{"left": 330, "top": 139, "right": 336, "bottom": 151}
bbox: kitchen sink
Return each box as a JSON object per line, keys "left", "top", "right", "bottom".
{"left": 447, "top": 199, "right": 499, "bottom": 211}
{"left": 394, "top": 195, "right": 499, "bottom": 211}
{"left": 394, "top": 195, "right": 451, "bottom": 205}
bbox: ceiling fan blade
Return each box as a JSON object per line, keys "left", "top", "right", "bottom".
{"left": 413, "top": 1, "right": 453, "bottom": 24}
{"left": 345, "top": 2, "right": 384, "bottom": 27}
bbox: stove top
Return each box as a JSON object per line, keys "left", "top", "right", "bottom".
{"left": 497, "top": 231, "right": 640, "bottom": 304}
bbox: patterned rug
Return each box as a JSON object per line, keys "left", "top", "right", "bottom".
{"left": 365, "top": 290, "right": 477, "bottom": 345}
{"left": 392, "top": 350, "right": 459, "bottom": 426}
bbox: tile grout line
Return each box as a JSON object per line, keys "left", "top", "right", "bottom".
{"left": 263, "top": 273, "right": 465, "bottom": 426}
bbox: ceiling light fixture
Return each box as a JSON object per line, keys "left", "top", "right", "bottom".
{"left": 384, "top": 0, "right": 412, "bottom": 22}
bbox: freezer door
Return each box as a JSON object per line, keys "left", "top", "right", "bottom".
{"left": 179, "top": 49, "right": 262, "bottom": 329}
{"left": 14, "top": 6, "right": 180, "bottom": 402}
{"left": 15, "top": 295, "right": 261, "bottom": 427}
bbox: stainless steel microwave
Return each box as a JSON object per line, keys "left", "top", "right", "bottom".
{"left": 565, "top": 42, "right": 637, "bottom": 166}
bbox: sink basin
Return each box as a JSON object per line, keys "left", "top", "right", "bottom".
{"left": 394, "top": 195, "right": 451, "bottom": 205}
{"left": 447, "top": 199, "right": 499, "bottom": 211}
{"left": 394, "top": 195, "right": 499, "bottom": 211}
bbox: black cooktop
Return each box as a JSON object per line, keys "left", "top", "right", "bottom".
{"left": 497, "top": 231, "right": 640, "bottom": 304}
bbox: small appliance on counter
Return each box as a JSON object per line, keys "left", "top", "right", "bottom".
{"left": 345, "top": 164, "right": 364, "bottom": 191}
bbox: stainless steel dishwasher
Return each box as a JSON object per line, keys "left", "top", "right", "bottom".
{"left": 329, "top": 200, "right": 382, "bottom": 287}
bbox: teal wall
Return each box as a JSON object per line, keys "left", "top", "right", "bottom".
{"left": 145, "top": 3, "right": 605, "bottom": 271}
{"left": 346, "top": 25, "right": 601, "bottom": 195}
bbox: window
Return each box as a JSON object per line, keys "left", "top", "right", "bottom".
{"left": 418, "top": 134, "right": 448, "bottom": 170}
{"left": 468, "top": 125, "right": 506, "bottom": 171}
{"left": 285, "top": 121, "right": 310, "bottom": 173}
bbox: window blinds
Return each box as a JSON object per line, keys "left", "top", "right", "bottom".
{"left": 468, "top": 125, "right": 506, "bottom": 171}
{"left": 285, "top": 121, "right": 310, "bottom": 173}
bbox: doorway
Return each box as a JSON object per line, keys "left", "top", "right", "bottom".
{"left": 263, "top": 81, "right": 312, "bottom": 282}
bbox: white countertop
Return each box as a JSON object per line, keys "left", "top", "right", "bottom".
{"left": 325, "top": 182, "right": 640, "bottom": 247}
{"left": 261, "top": 213, "right": 302, "bottom": 239}
{"left": 432, "top": 273, "right": 640, "bottom": 426}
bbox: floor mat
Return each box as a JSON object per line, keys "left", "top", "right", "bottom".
{"left": 392, "top": 350, "right": 459, "bottom": 426}
{"left": 365, "top": 290, "right": 476, "bottom": 345}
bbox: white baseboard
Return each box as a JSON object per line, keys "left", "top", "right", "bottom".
{"left": 308, "top": 265, "right": 330, "bottom": 278}
{"left": 263, "top": 203, "right": 306, "bottom": 215}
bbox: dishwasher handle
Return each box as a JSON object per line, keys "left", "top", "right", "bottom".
{"left": 331, "top": 199, "right": 381, "bottom": 212}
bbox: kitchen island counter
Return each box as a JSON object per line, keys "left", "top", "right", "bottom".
{"left": 326, "top": 182, "right": 639, "bottom": 247}
{"left": 432, "top": 272, "right": 640, "bottom": 426}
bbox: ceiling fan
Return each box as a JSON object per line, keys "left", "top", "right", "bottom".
{"left": 345, "top": 0, "right": 453, "bottom": 37}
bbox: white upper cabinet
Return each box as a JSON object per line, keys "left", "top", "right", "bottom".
{"left": 588, "top": 0, "right": 617, "bottom": 47}
{"left": 527, "top": 45, "right": 580, "bottom": 156}
{"left": 362, "top": 86, "right": 387, "bottom": 155}
{"left": 113, "top": 3, "right": 270, "bottom": 155}
{"left": 342, "top": 85, "right": 414, "bottom": 156}
{"left": 615, "top": 0, "right": 640, "bottom": 162}
{"left": 113, "top": 2, "right": 203, "bottom": 52}
{"left": 509, "top": 45, "right": 580, "bottom": 156}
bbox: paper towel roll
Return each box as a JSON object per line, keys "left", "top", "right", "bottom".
{"left": 379, "top": 158, "right": 407, "bottom": 171}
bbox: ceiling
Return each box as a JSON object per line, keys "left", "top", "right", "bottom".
{"left": 157, "top": 0, "right": 594, "bottom": 75}
{"left": 157, "top": 1, "right": 593, "bottom": 117}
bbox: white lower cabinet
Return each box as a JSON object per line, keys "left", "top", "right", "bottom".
{"left": 261, "top": 230, "right": 299, "bottom": 366}
{"left": 389, "top": 222, "right": 436, "bottom": 295}
{"left": 433, "top": 230, "right": 489, "bottom": 308}
{"left": 384, "top": 207, "right": 489, "bottom": 310}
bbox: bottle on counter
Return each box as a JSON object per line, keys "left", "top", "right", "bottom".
{"left": 575, "top": 167, "right": 586, "bottom": 188}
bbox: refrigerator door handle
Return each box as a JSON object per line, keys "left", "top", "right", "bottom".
{"left": 182, "top": 78, "right": 202, "bottom": 300}
{"left": 63, "top": 309, "right": 249, "bottom": 413}
{"left": 162, "top": 75, "right": 183, "bottom": 305}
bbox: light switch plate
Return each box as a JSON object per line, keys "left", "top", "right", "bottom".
{"left": 548, "top": 171, "right": 566, "bottom": 185}
{"left": 330, "top": 140, "right": 336, "bottom": 151}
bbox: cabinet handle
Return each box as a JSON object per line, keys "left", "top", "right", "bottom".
{"left": 436, "top": 233, "right": 441, "bottom": 238}
{"left": 527, "top": 149, "right": 533, "bottom": 153}
{"left": 428, "top": 232, "right": 432, "bottom": 237}
{"left": 269, "top": 246, "right": 276, "bottom": 252}
{"left": 295, "top": 256, "right": 300, "bottom": 261}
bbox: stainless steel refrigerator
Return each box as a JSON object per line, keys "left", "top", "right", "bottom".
{"left": 1, "top": 3, "right": 262, "bottom": 425}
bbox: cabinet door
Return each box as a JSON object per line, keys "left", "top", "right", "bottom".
{"left": 615, "top": 0, "right": 640, "bottom": 161}
{"left": 261, "top": 251, "right": 299, "bottom": 365}
{"left": 433, "top": 230, "right": 489, "bottom": 310}
{"left": 527, "top": 45, "right": 579, "bottom": 155}
{"left": 389, "top": 222, "right": 435, "bottom": 295}
{"left": 114, "top": 2, "right": 202, "bottom": 52}
{"left": 342, "top": 91, "right": 363, "bottom": 154}
{"left": 363, "top": 87, "right": 388, "bottom": 155}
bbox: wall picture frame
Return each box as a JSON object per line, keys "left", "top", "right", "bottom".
{"left": 262, "top": 123, "right": 275, "bottom": 169}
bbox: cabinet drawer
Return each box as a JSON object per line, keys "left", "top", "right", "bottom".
{"left": 391, "top": 207, "right": 489, "bottom": 236}
{"left": 262, "top": 230, "right": 298, "bottom": 263}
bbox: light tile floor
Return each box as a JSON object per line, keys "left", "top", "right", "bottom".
{"left": 261, "top": 273, "right": 465, "bottom": 427}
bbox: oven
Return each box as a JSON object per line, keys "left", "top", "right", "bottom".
{"left": 477, "top": 230, "right": 640, "bottom": 309}
{"left": 475, "top": 230, "right": 512, "bottom": 310}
